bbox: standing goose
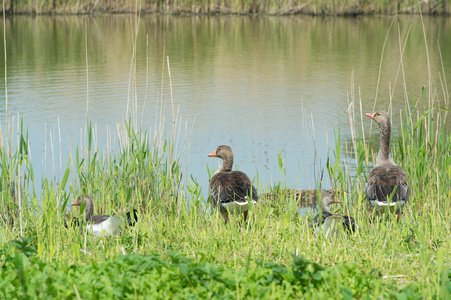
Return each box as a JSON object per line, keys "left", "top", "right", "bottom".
{"left": 310, "top": 192, "right": 355, "bottom": 236}
{"left": 208, "top": 145, "right": 258, "bottom": 224}
{"left": 365, "top": 111, "right": 409, "bottom": 218}
{"left": 70, "top": 194, "right": 122, "bottom": 237}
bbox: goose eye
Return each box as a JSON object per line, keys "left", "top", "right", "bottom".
{"left": 377, "top": 113, "right": 380, "bottom": 116}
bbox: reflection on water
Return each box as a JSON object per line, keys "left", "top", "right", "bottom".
{"left": 0, "top": 15, "right": 450, "bottom": 195}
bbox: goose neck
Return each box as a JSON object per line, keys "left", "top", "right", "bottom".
{"left": 218, "top": 157, "right": 233, "bottom": 173}
{"left": 321, "top": 201, "right": 331, "bottom": 214}
{"left": 376, "top": 122, "right": 394, "bottom": 166}
{"left": 84, "top": 197, "right": 94, "bottom": 221}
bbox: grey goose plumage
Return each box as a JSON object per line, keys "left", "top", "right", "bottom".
{"left": 309, "top": 191, "right": 355, "bottom": 236}
{"left": 365, "top": 111, "right": 409, "bottom": 217}
{"left": 208, "top": 145, "right": 258, "bottom": 224}
{"left": 69, "top": 194, "right": 138, "bottom": 236}
{"left": 262, "top": 188, "right": 339, "bottom": 208}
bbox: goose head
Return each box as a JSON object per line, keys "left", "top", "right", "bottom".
{"left": 320, "top": 190, "right": 340, "bottom": 212}
{"left": 71, "top": 194, "right": 93, "bottom": 207}
{"left": 71, "top": 194, "right": 95, "bottom": 220}
{"left": 208, "top": 145, "right": 233, "bottom": 160}
{"left": 365, "top": 111, "right": 391, "bottom": 128}
{"left": 208, "top": 145, "right": 234, "bottom": 173}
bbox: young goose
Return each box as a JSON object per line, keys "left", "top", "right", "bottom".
{"left": 365, "top": 111, "right": 409, "bottom": 219}
{"left": 208, "top": 145, "right": 258, "bottom": 224}
{"left": 310, "top": 192, "right": 355, "bottom": 236}
{"left": 70, "top": 194, "right": 122, "bottom": 237}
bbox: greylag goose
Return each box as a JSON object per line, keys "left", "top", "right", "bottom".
{"left": 208, "top": 145, "right": 258, "bottom": 224}
{"left": 263, "top": 188, "right": 339, "bottom": 208}
{"left": 365, "top": 111, "right": 409, "bottom": 219}
{"left": 64, "top": 207, "right": 138, "bottom": 230}
{"left": 310, "top": 192, "right": 355, "bottom": 236}
{"left": 70, "top": 194, "right": 137, "bottom": 236}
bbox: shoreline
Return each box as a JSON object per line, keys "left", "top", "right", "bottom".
{"left": 1, "top": 0, "right": 449, "bottom": 16}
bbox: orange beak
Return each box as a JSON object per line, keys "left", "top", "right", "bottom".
{"left": 70, "top": 201, "right": 78, "bottom": 206}
{"left": 366, "top": 112, "right": 376, "bottom": 119}
{"left": 333, "top": 198, "right": 341, "bottom": 204}
{"left": 208, "top": 151, "right": 217, "bottom": 157}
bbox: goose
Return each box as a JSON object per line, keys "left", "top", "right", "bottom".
{"left": 208, "top": 145, "right": 258, "bottom": 224}
{"left": 263, "top": 188, "right": 339, "bottom": 208}
{"left": 310, "top": 192, "right": 355, "bottom": 236}
{"left": 69, "top": 195, "right": 138, "bottom": 236}
{"left": 365, "top": 111, "right": 409, "bottom": 219}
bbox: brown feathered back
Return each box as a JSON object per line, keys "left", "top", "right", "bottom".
{"left": 209, "top": 170, "right": 258, "bottom": 208}
{"left": 366, "top": 163, "right": 409, "bottom": 204}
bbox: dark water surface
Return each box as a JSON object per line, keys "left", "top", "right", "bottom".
{"left": 1, "top": 15, "right": 450, "bottom": 196}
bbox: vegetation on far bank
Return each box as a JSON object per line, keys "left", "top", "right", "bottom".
{"left": 1, "top": 0, "right": 450, "bottom": 15}
{"left": 0, "top": 91, "right": 450, "bottom": 297}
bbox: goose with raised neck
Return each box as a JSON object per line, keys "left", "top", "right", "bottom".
{"left": 365, "top": 111, "right": 409, "bottom": 218}
{"left": 208, "top": 145, "right": 258, "bottom": 224}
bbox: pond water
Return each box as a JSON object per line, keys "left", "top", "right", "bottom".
{"left": 0, "top": 15, "right": 450, "bottom": 197}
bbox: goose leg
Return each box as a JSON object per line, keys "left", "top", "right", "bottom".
{"left": 223, "top": 213, "right": 229, "bottom": 225}
{"left": 243, "top": 210, "right": 248, "bottom": 223}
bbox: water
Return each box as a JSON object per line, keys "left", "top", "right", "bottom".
{"left": 0, "top": 15, "right": 450, "bottom": 197}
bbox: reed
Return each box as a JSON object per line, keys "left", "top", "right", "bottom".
{"left": 1, "top": 0, "right": 450, "bottom": 15}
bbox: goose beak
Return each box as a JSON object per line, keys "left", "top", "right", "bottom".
{"left": 70, "top": 201, "right": 78, "bottom": 206}
{"left": 366, "top": 112, "right": 376, "bottom": 119}
{"left": 333, "top": 198, "right": 341, "bottom": 204}
{"left": 208, "top": 151, "right": 217, "bottom": 157}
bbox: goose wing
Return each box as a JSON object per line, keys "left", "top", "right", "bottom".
{"left": 209, "top": 171, "right": 258, "bottom": 207}
{"left": 341, "top": 215, "right": 356, "bottom": 233}
{"left": 366, "top": 165, "right": 409, "bottom": 205}
{"left": 309, "top": 211, "right": 334, "bottom": 228}
{"left": 90, "top": 215, "right": 113, "bottom": 224}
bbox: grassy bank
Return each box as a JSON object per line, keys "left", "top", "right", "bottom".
{"left": 1, "top": 0, "right": 450, "bottom": 15}
{"left": 0, "top": 96, "right": 451, "bottom": 298}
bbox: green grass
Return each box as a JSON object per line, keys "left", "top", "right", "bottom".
{"left": 4, "top": 242, "right": 447, "bottom": 299}
{"left": 2, "top": 0, "right": 450, "bottom": 15}
{"left": 0, "top": 100, "right": 451, "bottom": 298}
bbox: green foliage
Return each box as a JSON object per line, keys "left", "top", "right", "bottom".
{"left": 3, "top": 245, "right": 444, "bottom": 298}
